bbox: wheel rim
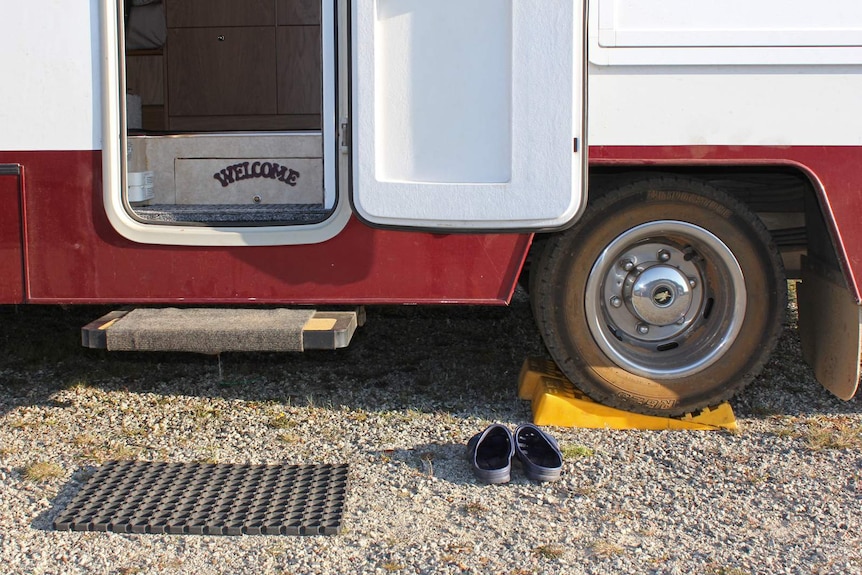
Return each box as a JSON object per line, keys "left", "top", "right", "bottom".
{"left": 584, "top": 220, "right": 746, "bottom": 380}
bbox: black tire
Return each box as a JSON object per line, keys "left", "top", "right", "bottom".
{"left": 531, "top": 177, "right": 786, "bottom": 416}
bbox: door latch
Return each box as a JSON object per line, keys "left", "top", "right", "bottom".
{"left": 339, "top": 119, "right": 350, "bottom": 153}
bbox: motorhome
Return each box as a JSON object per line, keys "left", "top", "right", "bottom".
{"left": 1, "top": 0, "right": 861, "bottom": 415}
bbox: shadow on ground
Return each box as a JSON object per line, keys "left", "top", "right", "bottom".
{"left": 0, "top": 291, "right": 858, "bottom": 422}
{"left": 0, "top": 297, "right": 547, "bottom": 421}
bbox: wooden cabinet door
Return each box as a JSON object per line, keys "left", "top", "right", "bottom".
{"left": 126, "top": 53, "right": 164, "bottom": 106}
{"left": 168, "top": 27, "right": 277, "bottom": 116}
{"left": 167, "top": 0, "right": 275, "bottom": 27}
{"left": 277, "top": 0, "right": 320, "bottom": 25}
{"left": 276, "top": 26, "right": 321, "bottom": 115}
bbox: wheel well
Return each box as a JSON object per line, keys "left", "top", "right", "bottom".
{"left": 532, "top": 166, "right": 840, "bottom": 281}
{"left": 529, "top": 175, "right": 787, "bottom": 415}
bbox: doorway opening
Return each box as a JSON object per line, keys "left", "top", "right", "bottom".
{"left": 120, "top": 0, "right": 335, "bottom": 227}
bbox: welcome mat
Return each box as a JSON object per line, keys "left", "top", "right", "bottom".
{"left": 53, "top": 461, "right": 348, "bottom": 536}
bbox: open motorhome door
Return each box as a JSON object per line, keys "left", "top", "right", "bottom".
{"left": 350, "top": 0, "right": 586, "bottom": 230}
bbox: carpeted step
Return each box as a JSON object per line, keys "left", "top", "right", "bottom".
{"left": 82, "top": 308, "right": 361, "bottom": 353}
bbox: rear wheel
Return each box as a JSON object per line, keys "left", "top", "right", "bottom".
{"left": 532, "top": 177, "right": 785, "bottom": 416}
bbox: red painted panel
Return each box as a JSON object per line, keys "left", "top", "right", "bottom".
{"left": 2, "top": 151, "right": 529, "bottom": 304}
{"left": 592, "top": 145, "right": 862, "bottom": 302}
{"left": 0, "top": 169, "right": 24, "bottom": 303}
{"left": 6, "top": 146, "right": 862, "bottom": 305}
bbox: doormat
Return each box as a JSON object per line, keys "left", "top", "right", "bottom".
{"left": 53, "top": 461, "right": 348, "bottom": 536}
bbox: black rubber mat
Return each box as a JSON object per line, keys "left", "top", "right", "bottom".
{"left": 53, "top": 461, "right": 348, "bottom": 536}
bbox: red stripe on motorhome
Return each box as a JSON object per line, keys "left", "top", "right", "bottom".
{"left": 2, "top": 151, "right": 529, "bottom": 304}
{"left": 3, "top": 146, "right": 861, "bottom": 305}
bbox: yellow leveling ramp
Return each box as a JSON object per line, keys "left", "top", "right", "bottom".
{"left": 518, "top": 358, "right": 737, "bottom": 431}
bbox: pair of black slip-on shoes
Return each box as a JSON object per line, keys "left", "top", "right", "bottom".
{"left": 466, "top": 423, "right": 563, "bottom": 484}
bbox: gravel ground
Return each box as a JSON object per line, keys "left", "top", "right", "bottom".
{"left": 0, "top": 287, "right": 860, "bottom": 575}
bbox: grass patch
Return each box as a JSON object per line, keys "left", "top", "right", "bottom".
{"left": 79, "top": 442, "right": 140, "bottom": 464}
{"left": 23, "top": 461, "right": 64, "bottom": 482}
{"left": 276, "top": 432, "right": 301, "bottom": 444}
{"left": 6, "top": 413, "right": 58, "bottom": 431}
{"left": 444, "top": 542, "right": 472, "bottom": 555}
{"left": 7, "top": 418, "right": 34, "bottom": 430}
{"left": 156, "top": 558, "right": 184, "bottom": 570}
{"left": 591, "top": 540, "right": 624, "bottom": 559}
{"left": 193, "top": 406, "right": 222, "bottom": 421}
{"left": 768, "top": 416, "right": 862, "bottom": 449}
{"left": 121, "top": 426, "right": 148, "bottom": 439}
{"left": 744, "top": 470, "right": 770, "bottom": 485}
{"left": 463, "top": 502, "right": 488, "bottom": 516}
{"left": 772, "top": 426, "right": 797, "bottom": 439}
{"left": 706, "top": 565, "right": 749, "bottom": 575}
{"left": 804, "top": 416, "right": 862, "bottom": 450}
{"left": 561, "top": 444, "right": 594, "bottom": 459}
{"left": 65, "top": 379, "right": 93, "bottom": 391}
{"left": 264, "top": 543, "right": 287, "bottom": 557}
{"left": 419, "top": 451, "right": 435, "bottom": 475}
{"left": 73, "top": 433, "right": 100, "bottom": 446}
{"left": 196, "top": 445, "right": 221, "bottom": 464}
{"left": 574, "top": 484, "right": 597, "bottom": 497}
{"left": 807, "top": 427, "right": 862, "bottom": 450}
{"left": 349, "top": 410, "right": 370, "bottom": 423}
{"left": 533, "top": 544, "right": 565, "bottom": 560}
{"left": 268, "top": 412, "right": 299, "bottom": 430}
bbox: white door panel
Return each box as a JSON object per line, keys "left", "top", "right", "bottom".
{"left": 351, "top": 0, "right": 586, "bottom": 230}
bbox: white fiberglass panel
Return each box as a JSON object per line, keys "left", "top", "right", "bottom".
{"left": 375, "top": 0, "right": 511, "bottom": 183}
{"left": 600, "top": 0, "right": 862, "bottom": 47}
{"left": 589, "top": 66, "right": 862, "bottom": 147}
{"left": 0, "top": 1, "right": 100, "bottom": 151}
{"left": 591, "top": 0, "right": 862, "bottom": 65}
{"left": 352, "top": 0, "right": 585, "bottom": 230}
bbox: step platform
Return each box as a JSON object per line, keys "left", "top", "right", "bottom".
{"left": 518, "top": 358, "right": 737, "bottom": 431}
{"left": 82, "top": 307, "right": 363, "bottom": 353}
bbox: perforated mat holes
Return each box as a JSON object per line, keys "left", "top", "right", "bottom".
{"left": 52, "top": 461, "right": 348, "bottom": 536}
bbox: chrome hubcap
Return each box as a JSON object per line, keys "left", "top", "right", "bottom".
{"left": 626, "top": 264, "right": 692, "bottom": 327}
{"left": 585, "top": 221, "right": 746, "bottom": 379}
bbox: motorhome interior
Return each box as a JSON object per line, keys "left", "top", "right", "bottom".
{"left": 122, "top": 0, "right": 327, "bottom": 226}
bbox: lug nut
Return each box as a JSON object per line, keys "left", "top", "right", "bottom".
{"left": 637, "top": 324, "right": 650, "bottom": 335}
{"left": 658, "top": 250, "right": 671, "bottom": 262}
{"left": 610, "top": 296, "right": 622, "bottom": 308}
{"left": 620, "top": 259, "right": 635, "bottom": 272}
{"left": 688, "top": 278, "right": 697, "bottom": 288}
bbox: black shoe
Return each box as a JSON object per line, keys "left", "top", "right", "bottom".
{"left": 466, "top": 424, "right": 515, "bottom": 484}
{"left": 514, "top": 424, "right": 563, "bottom": 482}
